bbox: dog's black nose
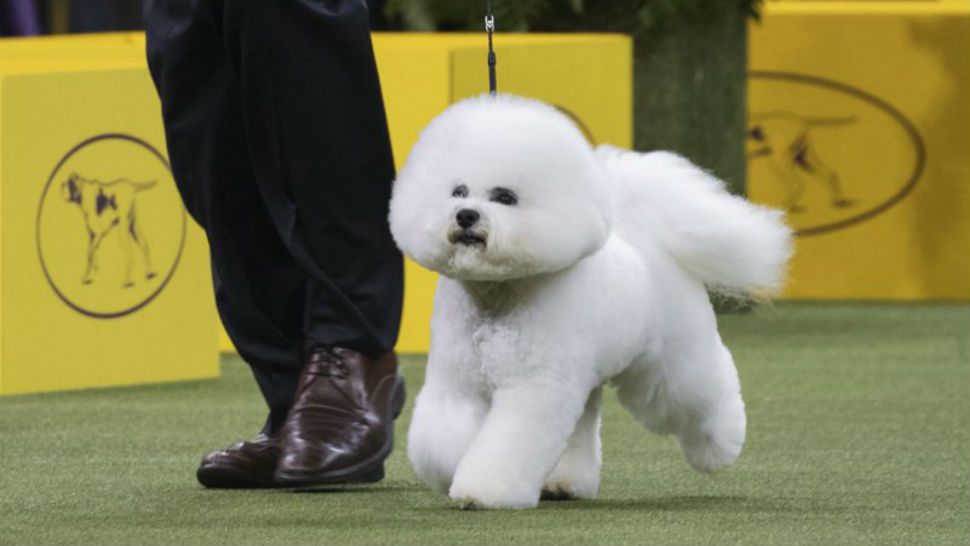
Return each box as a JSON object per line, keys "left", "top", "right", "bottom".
{"left": 456, "top": 209, "right": 480, "bottom": 229}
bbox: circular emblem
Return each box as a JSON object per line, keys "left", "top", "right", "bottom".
{"left": 36, "top": 134, "right": 186, "bottom": 319}
{"left": 553, "top": 105, "right": 597, "bottom": 145}
{"left": 747, "top": 71, "right": 925, "bottom": 236}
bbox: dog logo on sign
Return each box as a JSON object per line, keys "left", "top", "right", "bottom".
{"left": 37, "top": 134, "right": 187, "bottom": 318}
{"left": 747, "top": 112, "right": 857, "bottom": 214}
{"left": 60, "top": 173, "right": 159, "bottom": 287}
{"left": 747, "top": 71, "right": 925, "bottom": 237}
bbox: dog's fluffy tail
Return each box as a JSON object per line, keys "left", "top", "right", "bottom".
{"left": 597, "top": 145, "right": 792, "bottom": 297}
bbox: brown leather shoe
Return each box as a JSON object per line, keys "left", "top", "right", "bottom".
{"left": 274, "top": 347, "right": 405, "bottom": 486}
{"left": 196, "top": 433, "right": 280, "bottom": 488}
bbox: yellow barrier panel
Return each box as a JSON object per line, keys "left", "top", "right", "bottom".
{"left": 748, "top": 1, "right": 970, "bottom": 299}
{"left": 0, "top": 40, "right": 219, "bottom": 395}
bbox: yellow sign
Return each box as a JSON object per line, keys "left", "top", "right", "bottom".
{"left": 37, "top": 134, "right": 186, "bottom": 317}
{"left": 748, "top": 2, "right": 970, "bottom": 299}
{"left": 748, "top": 72, "right": 923, "bottom": 236}
{"left": 0, "top": 61, "right": 219, "bottom": 395}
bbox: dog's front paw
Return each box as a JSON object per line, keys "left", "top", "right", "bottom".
{"left": 449, "top": 473, "right": 539, "bottom": 510}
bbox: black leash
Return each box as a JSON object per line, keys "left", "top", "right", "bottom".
{"left": 486, "top": 0, "right": 497, "bottom": 96}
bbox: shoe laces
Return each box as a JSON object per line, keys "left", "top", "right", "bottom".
{"left": 305, "top": 347, "right": 349, "bottom": 379}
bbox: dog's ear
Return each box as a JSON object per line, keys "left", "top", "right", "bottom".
{"left": 64, "top": 174, "right": 81, "bottom": 203}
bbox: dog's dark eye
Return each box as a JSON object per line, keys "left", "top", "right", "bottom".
{"left": 489, "top": 188, "right": 518, "bottom": 206}
{"left": 451, "top": 184, "right": 469, "bottom": 198}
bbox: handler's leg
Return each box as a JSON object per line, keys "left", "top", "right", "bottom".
{"left": 221, "top": 0, "right": 405, "bottom": 485}
{"left": 222, "top": 0, "right": 403, "bottom": 356}
{"left": 145, "top": 0, "right": 307, "bottom": 487}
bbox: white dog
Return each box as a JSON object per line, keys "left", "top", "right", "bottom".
{"left": 389, "top": 95, "right": 792, "bottom": 510}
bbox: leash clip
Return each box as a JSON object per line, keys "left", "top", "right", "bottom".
{"left": 484, "top": 3, "right": 497, "bottom": 96}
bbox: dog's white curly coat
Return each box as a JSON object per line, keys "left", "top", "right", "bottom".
{"left": 389, "top": 95, "right": 792, "bottom": 509}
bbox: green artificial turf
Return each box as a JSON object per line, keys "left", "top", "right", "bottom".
{"left": 1, "top": 303, "right": 968, "bottom": 545}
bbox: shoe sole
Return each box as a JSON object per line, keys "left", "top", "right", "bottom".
{"left": 196, "top": 464, "right": 279, "bottom": 489}
{"left": 273, "top": 375, "right": 406, "bottom": 487}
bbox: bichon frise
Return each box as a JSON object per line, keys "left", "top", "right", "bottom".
{"left": 389, "top": 95, "right": 792, "bottom": 510}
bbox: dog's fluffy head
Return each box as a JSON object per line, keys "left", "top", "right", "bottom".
{"left": 390, "top": 95, "right": 612, "bottom": 281}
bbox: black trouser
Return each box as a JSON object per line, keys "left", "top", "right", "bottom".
{"left": 144, "top": 0, "right": 403, "bottom": 434}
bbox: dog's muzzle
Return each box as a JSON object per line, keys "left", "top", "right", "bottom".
{"left": 448, "top": 228, "right": 487, "bottom": 248}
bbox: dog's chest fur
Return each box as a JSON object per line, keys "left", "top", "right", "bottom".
{"left": 445, "top": 279, "right": 557, "bottom": 386}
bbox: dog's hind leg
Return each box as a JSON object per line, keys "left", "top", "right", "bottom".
{"left": 614, "top": 335, "right": 746, "bottom": 474}
{"left": 771, "top": 160, "right": 807, "bottom": 213}
{"left": 82, "top": 230, "right": 108, "bottom": 284}
{"left": 82, "top": 231, "right": 96, "bottom": 284}
{"left": 407, "top": 381, "right": 486, "bottom": 496}
{"left": 799, "top": 147, "right": 853, "bottom": 208}
{"left": 542, "top": 386, "right": 602, "bottom": 500}
{"left": 129, "top": 209, "right": 156, "bottom": 279}
{"left": 117, "top": 220, "right": 136, "bottom": 288}
{"left": 673, "top": 342, "right": 746, "bottom": 474}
